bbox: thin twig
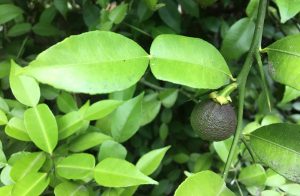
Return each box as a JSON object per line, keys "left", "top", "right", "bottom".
{"left": 241, "top": 137, "right": 256, "bottom": 163}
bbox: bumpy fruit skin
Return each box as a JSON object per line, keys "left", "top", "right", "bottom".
{"left": 190, "top": 100, "right": 237, "bottom": 141}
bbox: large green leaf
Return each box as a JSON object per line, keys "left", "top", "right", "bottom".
{"left": 54, "top": 182, "right": 89, "bottom": 196}
{"left": 24, "top": 104, "right": 58, "bottom": 154}
{"left": 94, "top": 158, "right": 158, "bottom": 187}
{"left": 12, "top": 173, "right": 49, "bottom": 196}
{"left": 273, "top": 0, "right": 300, "bottom": 23}
{"left": 250, "top": 123, "right": 300, "bottom": 183}
{"left": 263, "top": 34, "right": 300, "bottom": 90}
{"left": 10, "top": 60, "right": 40, "bottom": 107}
{"left": 0, "top": 4, "right": 23, "bottom": 25}
{"left": 111, "top": 93, "right": 143, "bottom": 142}
{"left": 221, "top": 18, "right": 255, "bottom": 61}
{"left": 136, "top": 146, "right": 170, "bottom": 175}
{"left": 10, "top": 152, "right": 46, "bottom": 181}
{"left": 22, "top": 31, "right": 149, "bottom": 94}
{"left": 150, "top": 34, "right": 232, "bottom": 89}
{"left": 174, "top": 170, "right": 234, "bottom": 196}
{"left": 5, "top": 117, "right": 31, "bottom": 141}
{"left": 56, "top": 153, "right": 95, "bottom": 180}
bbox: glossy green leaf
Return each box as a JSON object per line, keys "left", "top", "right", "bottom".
{"left": 159, "top": 89, "right": 178, "bottom": 108}
{"left": 69, "top": 132, "right": 112, "bottom": 152}
{"left": 84, "top": 100, "right": 122, "bottom": 121}
{"left": 246, "top": 0, "right": 259, "bottom": 18}
{"left": 261, "top": 190, "right": 281, "bottom": 196}
{"left": 280, "top": 183, "right": 300, "bottom": 195}
{"left": 136, "top": 146, "right": 170, "bottom": 175}
{"left": 5, "top": 117, "right": 30, "bottom": 141}
{"left": 280, "top": 86, "right": 300, "bottom": 104}
{"left": 56, "top": 153, "right": 95, "bottom": 180}
{"left": 143, "top": 0, "right": 158, "bottom": 10}
{"left": 1, "top": 165, "right": 13, "bottom": 185}
{"left": 7, "top": 23, "right": 32, "bottom": 37}
{"left": 10, "top": 60, "right": 40, "bottom": 107}
{"left": 94, "top": 158, "right": 158, "bottom": 187}
{"left": 10, "top": 152, "right": 46, "bottom": 181}
{"left": 109, "top": 3, "right": 128, "bottom": 24}
{"left": 263, "top": 34, "right": 300, "bottom": 90}
{"left": 12, "top": 173, "right": 49, "bottom": 196}
{"left": 273, "top": 0, "right": 300, "bottom": 23}
{"left": 0, "top": 61, "right": 10, "bottom": 79}
{"left": 174, "top": 170, "right": 234, "bottom": 196}
{"left": 32, "top": 23, "right": 62, "bottom": 37}
{"left": 140, "top": 93, "right": 161, "bottom": 126}
{"left": 0, "top": 109, "right": 8, "bottom": 125}
{"left": 250, "top": 123, "right": 300, "bottom": 183}
{"left": 54, "top": 182, "right": 89, "bottom": 196}
{"left": 0, "top": 4, "right": 23, "bottom": 25}
{"left": 98, "top": 140, "right": 127, "bottom": 161}
{"left": 213, "top": 137, "right": 239, "bottom": 164}
{"left": 109, "top": 84, "right": 136, "bottom": 101}
{"left": 265, "top": 169, "right": 286, "bottom": 187}
{"left": 24, "top": 104, "right": 58, "bottom": 154}
{"left": 150, "top": 34, "right": 232, "bottom": 89}
{"left": 23, "top": 31, "right": 149, "bottom": 94}
{"left": 111, "top": 93, "right": 143, "bottom": 142}
{"left": 57, "top": 111, "right": 86, "bottom": 140}
{"left": 238, "top": 164, "right": 266, "bottom": 187}
{"left": 158, "top": 0, "right": 181, "bottom": 32}
{"left": 0, "top": 185, "right": 13, "bottom": 195}
{"left": 261, "top": 115, "right": 282, "bottom": 126}
{"left": 56, "top": 92, "right": 78, "bottom": 113}
{"left": 221, "top": 18, "right": 255, "bottom": 61}
{"left": 54, "top": 0, "right": 68, "bottom": 18}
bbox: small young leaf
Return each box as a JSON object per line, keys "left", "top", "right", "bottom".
{"left": 280, "top": 183, "right": 300, "bottom": 195}
{"left": 10, "top": 60, "right": 40, "bottom": 107}
{"left": 174, "top": 170, "right": 234, "bottom": 196}
{"left": 10, "top": 152, "right": 46, "bottom": 181}
{"left": 56, "top": 153, "right": 95, "bottom": 180}
{"left": 84, "top": 100, "right": 122, "bottom": 121}
{"left": 56, "top": 91, "right": 78, "bottom": 113}
{"left": 12, "top": 173, "right": 49, "bottom": 196}
{"left": 140, "top": 93, "right": 161, "bottom": 126}
{"left": 250, "top": 123, "right": 300, "bottom": 183}
{"left": 69, "top": 132, "right": 112, "bottom": 152}
{"left": 150, "top": 34, "right": 232, "bottom": 89}
{"left": 98, "top": 140, "right": 127, "bottom": 161}
{"left": 0, "top": 109, "right": 8, "bottom": 125}
{"left": 108, "top": 3, "right": 128, "bottom": 24}
{"left": 111, "top": 93, "right": 144, "bottom": 142}
{"left": 0, "top": 4, "right": 23, "bottom": 25}
{"left": 159, "top": 89, "right": 178, "bottom": 108}
{"left": 136, "top": 146, "right": 170, "bottom": 175}
{"left": 279, "top": 86, "right": 300, "bottom": 105}
{"left": 273, "top": 0, "right": 300, "bottom": 23}
{"left": 5, "top": 117, "right": 31, "bottom": 141}
{"left": 54, "top": 182, "right": 89, "bottom": 196}
{"left": 238, "top": 164, "right": 267, "bottom": 187}
{"left": 94, "top": 158, "right": 158, "bottom": 187}
{"left": 7, "top": 23, "right": 32, "bottom": 37}
{"left": 24, "top": 104, "right": 58, "bottom": 154}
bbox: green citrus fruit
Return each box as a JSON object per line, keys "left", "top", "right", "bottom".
{"left": 190, "top": 100, "right": 237, "bottom": 141}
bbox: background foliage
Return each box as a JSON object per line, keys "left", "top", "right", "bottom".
{"left": 0, "top": 0, "right": 300, "bottom": 195}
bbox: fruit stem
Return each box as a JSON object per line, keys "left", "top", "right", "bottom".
{"left": 210, "top": 83, "right": 238, "bottom": 105}
{"left": 222, "top": 0, "right": 268, "bottom": 181}
{"left": 218, "top": 82, "right": 238, "bottom": 98}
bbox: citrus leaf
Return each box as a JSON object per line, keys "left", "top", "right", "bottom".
{"left": 140, "top": 93, "right": 161, "bottom": 126}
{"left": 0, "top": 109, "right": 8, "bottom": 125}
{"left": 5, "top": 117, "right": 31, "bottom": 141}
{"left": 94, "top": 158, "right": 158, "bottom": 187}
{"left": 0, "top": 185, "right": 13, "bottom": 195}
{"left": 56, "top": 153, "right": 95, "bottom": 180}
{"left": 84, "top": 100, "right": 122, "bottom": 121}
{"left": 221, "top": 18, "right": 255, "bottom": 61}
{"left": 10, "top": 152, "right": 46, "bottom": 181}
{"left": 7, "top": 23, "right": 32, "bottom": 37}
{"left": 136, "top": 146, "right": 170, "bottom": 175}
{"left": 250, "top": 123, "right": 300, "bottom": 183}
{"left": 0, "top": 4, "right": 23, "bottom": 25}
{"left": 279, "top": 86, "right": 300, "bottom": 105}
{"left": 263, "top": 34, "right": 300, "bottom": 90}
{"left": 174, "top": 170, "right": 234, "bottom": 196}
{"left": 98, "top": 140, "right": 127, "bottom": 162}
{"left": 238, "top": 164, "right": 267, "bottom": 187}
{"left": 54, "top": 182, "right": 89, "bottom": 196}
{"left": 150, "top": 34, "right": 231, "bottom": 89}
{"left": 24, "top": 104, "right": 58, "bottom": 154}
{"left": 273, "top": 0, "right": 300, "bottom": 23}
{"left": 23, "top": 31, "right": 149, "bottom": 94}
{"left": 56, "top": 92, "right": 78, "bottom": 113}
{"left": 12, "top": 173, "right": 49, "bottom": 196}
{"left": 10, "top": 60, "right": 40, "bottom": 107}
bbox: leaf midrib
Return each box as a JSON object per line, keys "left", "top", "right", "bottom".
{"left": 22, "top": 173, "right": 47, "bottom": 196}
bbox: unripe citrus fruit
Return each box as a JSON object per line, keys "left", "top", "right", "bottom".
{"left": 190, "top": 100, "right": 237, "bottom": 141}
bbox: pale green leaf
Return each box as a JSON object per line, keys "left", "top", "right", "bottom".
{"left": 5, "top": 117, "right": 31, "bottom": 141}
{"left": 24, "top": 104, "right": 58, "bottom": 154}
{"left": 94, "top": 158, "right": 158, "bottom": 187}
{"left": 109, "top": 3, "right": 128, "bottom": 24}
{"left": 12, "top": 173, "right": 49, "bottom": 196}
{"left": 98, "top": 140, "right": 127, "bottom": 161}
{"left": 273, "top": 0, "right": 300, "bottom": 23}
{"left": 56, "top": 91, "right": 78, "bottom": 113}
{"left": 136, "top": 146, "right": 170, "bottom": 175}
{"left": 69, "top": 132, "right": 112, "bottom": 152}
{"left": 280, "top": 86, "right": 300, "bottom": 105}
{"left": 0, "top": 4, "right": 23, "bottom": 25}
{"left": 150, "top": 34, "right": 231, "bottom": 89}
{"left": 158, "top": 89, "right": 178, "bottom": 108}
{"left": 56, "top": 153, "right": 95, "bottom": 180}
{"left": 111, "top": 93, "right": 144, "bottom": 142}
{"left": 0, "top": 109, "right": 8, "bottom": 125}
{"left": 174, "top": 170, "right": 234, "bottom": 196}
{"left": 280, "top": 183, "right": 300, "bottom": 195}
{"left": 263, "top": 34, "right": 300, "bottom": 90}
{"left": 10, "top": 60, "right": 40, "bottom": 107}
{"left": 0, "top": 185, "right": 13, "bottom": 195}
{"left": 10, "top": 152, "right": 46, "bottom": 181}
{"left": 238, "top": 164, "right": 267, "bottom": 187}
{"left": 54, "top": 182, "right": 89, "bottom": 196}
{"left": 265, "top": 169, "right": 286, "bottom": 187}
{"left": 140, "top": 93, "right": 161, "bottom": 126}
{"left": 84, "top": 100, "right": 122, "bottom": 121}
{"left": 250, "top": 123, "right": 300, "bottom": 183}
{"left": 23, "top": 31, "right": 149, "bottom": 94}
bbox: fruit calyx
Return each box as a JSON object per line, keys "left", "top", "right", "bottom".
{"left": 209, "top": 83, "right": 237, "bottom": 105}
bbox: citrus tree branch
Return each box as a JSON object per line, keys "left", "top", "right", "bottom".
{"left": 222, "top": 0, "right": 268, "bottom": 180}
